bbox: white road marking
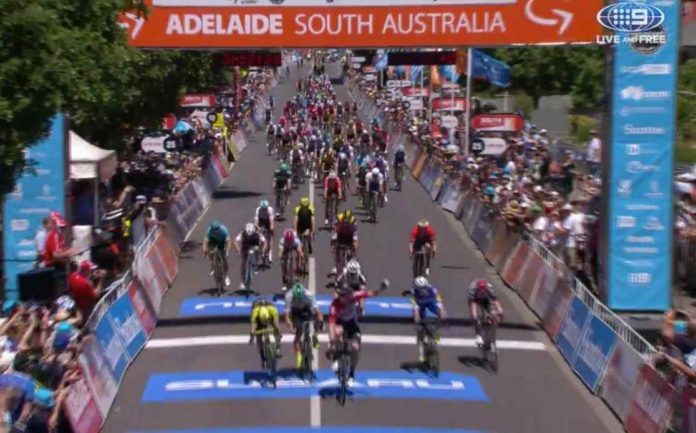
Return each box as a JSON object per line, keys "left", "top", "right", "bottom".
{"left": 145, "top": 334, "right": 546, "bottom": 351}
{"left": 308, "top": 176, "right": 320, "bottom": 428}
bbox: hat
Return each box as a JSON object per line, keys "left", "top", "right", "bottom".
{"left": 540, "top": 129, "right": 547, "bottom": 134}
{"left": 79, "top": 260, "right": 97, "bottom": 274}
{"left": 521, "top": 202, "right": 530, "bottom": 209}
{"left": 135, "top": 195, "right": 147, "bottom": 204}
{"left": 50, "top": 211, "right": 67, "bottom": 228}
{"left": 562, "top": 204, "right": 573, "bottom": 211}
{"left": 53, "top": 321, "right": 75, "bottom": 352}
{"left": 33, "top": 389, "right": 55, "bottom": 409}
{"left": 2, "top": 300, "right": 18, "bottom": 316}
{"left": 533, "top": 185, "right": 543, "bottom": 193}
{"left": 550, "top": 191, "right": 560, "bottom": 198}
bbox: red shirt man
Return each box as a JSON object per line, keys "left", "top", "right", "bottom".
{"left": 44, "top": 212, "right": 71, "bottom": 267}
{"left": 68, "top": 261, "right": 101, "bottom": 317}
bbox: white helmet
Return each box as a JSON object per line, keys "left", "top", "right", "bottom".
{"left": 298, "top": 142, "right": 305, "bottom": 150}
{"left": 346, "top": 259, "right": 360, "bottom": 274}
{"left": 311, "top": 135, "right": 317, "bottom": 140}
{"left": 414, "top": 276, "right": 429, "bottom": 288}
{"left": 371, "top": 167, "right": 380, "bottom": 175}
{"left": 244, "top": 223, "right": 255, "bottom": 235}
{"left": 329, "top": 171, "right": 338, "bottom": 179}
{"left": 339, "top": 152, "right": 347, "bottom": 160}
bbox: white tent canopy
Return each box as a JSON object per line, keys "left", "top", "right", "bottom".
{"left": 69, "top": 131, "right": 117, "bottom": 181}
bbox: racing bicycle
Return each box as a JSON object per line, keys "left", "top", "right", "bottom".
{"left": 412, "top": 244, "right": 431, "bottom": 278}
{"left": 368, "top": 191, "right": 379, "bottom": 223}
{"left": 275, "top": 187, "right": 288, "bottom": 219}
{"left": 334, "top": 334, "right": 352, "bottom": 406}
{"left": 394, "top": 163, "right": 404, "bottom": 191}
{"left": 416, "top": 318, "right": 442, "bottom": 376}
{"left": 333, "top": 244, "right": 352, "bottom": 276}
{"left": 243, "top": 246, "right": 260, "bottom": 291}
{"left": 300, "top": 230, "right": 312, "bottom": 274}
{"left": 325, "top": 193, "right": 339, "bottom": 226}
{"left": 210, "top": 249, "right": 226, "bottom": 297}
{"left": 298, "top": 318, "right": 319, "bottom": 380}
{"left": 281, "top": 249, "right": 300, "bottom": 287}
{"left": 251, "top": 327, "right": 278, "bottom": 388}
{"left": 479, "top": 308, "right": 499, "bottom": 372}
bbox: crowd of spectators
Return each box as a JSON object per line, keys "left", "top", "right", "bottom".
{"left": 353, "top": 69, "right": 603, "bottom": 292}
{"left": 0, "top": 66, "right": 277, "bottom": 433}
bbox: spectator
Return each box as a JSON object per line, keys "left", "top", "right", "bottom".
{"left": 67, "top": 261, "right": 103, "bottom": 318}
{"left": 33, "top": 219, "right": 50, "bottom": 266}
{"left": 561, "top": 151, "right": 576, "bottom": 198}
{"left": 586, "top": 130, "right": 602, "bottom": 177}
{"left": 43, "top": 213, "right": 74, "bottom": 269}
{"left": 561, "top": 201, "right": 585, "bottom": 273}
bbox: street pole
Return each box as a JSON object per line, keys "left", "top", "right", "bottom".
{"left": 464, "top": 47, "right": 473, "bottom": 155}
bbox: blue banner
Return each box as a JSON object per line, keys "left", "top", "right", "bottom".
{"left": 2, "top": 115, "right": 65, "bottom": 299}
{"left": 608, "top": 0, "right": 679, "bottom": 311}
{"left": 572, "top": 315, "right": 618, "bottom": 393}
{"left": 179, "top": 295, "right": 426, "bottom": 319}
{"left": 94, "top": 310, "right": 129, "bottom": 383}
{"left": 107, "top": 292, "right": 147, "bottom": 360}
{"left": 142, "top": 370, "right": 488, "bottom": 402}
{"left": 471, "top": 50, "right": 510, "bottom": 88}
{"left": 555, "top": 296, "right": 591, "bottom": 363}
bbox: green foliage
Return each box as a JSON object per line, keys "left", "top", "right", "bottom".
{"left": 485, "top": 46, "right": 605, "bottom": 111}
{"left": 678, "top": 60, "right": 696, "bottom": 146}
{"left": 568, "top": 115, "right": 597, "bottom": 145}
{"left": 513, "top": 93, "right": 534, "bottom": 118}
{"left": 0, "top": 0, "right": 219, "bottom": 197}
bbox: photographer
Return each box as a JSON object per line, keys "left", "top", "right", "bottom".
{"left": 67, "top": 261, "right": 103, "bottom": 318}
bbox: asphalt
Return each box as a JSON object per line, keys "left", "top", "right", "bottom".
{"left": 102, "top": 61, "right": 625, "bottom": 433}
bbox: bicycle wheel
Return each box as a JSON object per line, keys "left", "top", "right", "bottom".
{"left": 265, "top": 337, "right": 277, "bottom": 388}
{"left": 427, "top": 343, "right": 440, "bottom": 376}
{"left": 301, "top": 325, "right": 313, "bottom": 378}
{"left": 337, "top": 353, "right": 350, "bottom": 406}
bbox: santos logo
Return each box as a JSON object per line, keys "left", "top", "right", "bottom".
{"left": 620, "top": 86, "right": 670, "bottom": 101}
{"left": 142, "top": 370, "right": 489, "bottom": 402}
{"left": 623, "top": 124, "right": 666, "bottom": 135}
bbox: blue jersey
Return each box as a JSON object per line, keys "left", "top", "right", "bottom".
{"left": 394, "top": 150, "right": 406, "bottom": 164}
{"left": 206, "top": 224, "right": 229, "bottom": 249}
{"left": 411, "top": 285, "right": 442, "bottom": 318}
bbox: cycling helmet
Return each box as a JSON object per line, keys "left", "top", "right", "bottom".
{"left": 280, "top": 162, "right": 289, "bottom": 172}
{"left": 344, "top": 209, "right": 353, "bottom": 220}
{"left": 476, "top": 279, "right": 489, "bottom": 291}
{"left": 259, "top": 200, "right": 269, "bottom": 208}
{"left": 244, "top": 223, "right": 255, "bottom": 235}
{"left": 414, "top": 276, "right": 429, "bottom": 288}
{"left": 300, "top": 197, "right": 310, "bottom": 207}
{"left": 398, "top": 144, "right": 405, "bottom": 152}
{"left": 337, "top": 212, "right": 344, "bottom": 222}
{"left": 258, "top": 306, "right": 271, "bottom": 322}
{"left": 346, "top": 259, "right": 360, "bottom": 274}
{"left": 418, "top": 219, "right": 429, "bottom": 228}
{"left": 210, "top": 220, "right": 222, "bottom": 229}
{"left": 283, "top": 229, "right": 296, "bottom": 244}
{"left": 292, "top": 283, "right": 305, "bottom": 298}
{"left": 329, "top": 171, "right": 338, "bottom": 179}
{"left": 371, "top": 168, "right": 380, "bottom": 175}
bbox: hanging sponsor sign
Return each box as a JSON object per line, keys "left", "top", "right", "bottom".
{"left": 471, "top": 113, "right": 524, "bottom": 132}
{"left": 387, "top": 80, "right": 412, "bottom": 88}
{"left": 119, "top": 0, "right": 602, "bottom": 48}
{"left": 179, "top": 93, "right": 218, "bottom": 107}
{"left": 402, "top": 87, "right": 430, "bottom": 97}
{"left": 141, "top": 136, "right": 168, "bottom": 153}
{"left": 470, "top": 137, "right": 507, "bottom": 156}
{"left": 162, "top": 113, "right": 177, "bottom": 129}
{"left": 441, "top": 115, "right": 459, "bottom": 129}
{"left": 431, "top": 97, "right": 466, "bottom": 111}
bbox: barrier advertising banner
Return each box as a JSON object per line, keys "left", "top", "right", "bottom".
{"left": 127, "top": 279, "right": 157, "bottom": 336}
{"left": 607, "top": 0, "right": 679, "bottom": 311}
{"left": 78, "top": 340, "right": 118, "bottom": 416}
{"left": 3, "top": 115, "right": 65, "bottom": 298}
{"left": 600, "top": 338, "right": 647, "bottom": 422}
{"left": 625, "top": 364, "right": 676, "bottom": 433}
{"left": 555, "top": 296, "right": 591, "bottom": 362}
{"left": 542, "top": 279, "right": 576, "bottom": 341}
{"left": 64, "top": 376, "right": 103, "bottom": 433}
{"left": 528, "top": 264, "right": 560, "bottom": 319}
{"left": 572, "top": 315, "right": 618, "bottom": 393}
{"left": 93, "top": 307, "right": 129, "bottom": 382}
{"left": 516, "top": 251, "right": 544, "bottom": 303}
{"left": 501, "top": 241, "right": 530, "bottom": 288}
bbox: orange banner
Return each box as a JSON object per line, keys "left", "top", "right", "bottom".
{"left": 120, "top": 0, "right": 602, "bottom": 48}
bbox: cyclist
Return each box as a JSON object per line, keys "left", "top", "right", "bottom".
{"left": 234, "top": 223, "right": 267, "bottom": 290}
{"left": 202, "top": 220, "right": 231, "bottom": 287}
{"left": 341, "top": 209, "right": 357, "bottom": 227}
{"left": 409, "top": 219, "right": 437, "bottom": 277}
{"left": 294, "top": 197, "right": 315, "bottom": 255}
{"left": 290, "top": 144, "right": 305, "bottom": 180}
{"left": 468, "top": 278, "right": 504, "bottom": 349}
{"left": 356, "top": 160, "right": 369, "bottom": 197}
{"left": 279, "top": 228, "right": 304, "bottom": 291}
{"left": 410, "top": 276, "right": 447, "bottom": 362}
{"left": 254, "top": 200, "right": 275, "bottom": 263}
{"left": 374, "top": 153, "right": 389, "bottom": 203}
{"left": 250, "top": 298, "right": 282, "bottom": 359}
{"left": 285, "top": 282, "right": 323, "bottom": 369}
{"left": 323, "top": 171, "right": 342, "bottom": 226}
{"left": 365, "top": 167, "right": 384, "bottom": 209}
{"left": 331, "top": 212, "right": 358, "bottom": 275}
{"left": 337, "top": 152, "right": 351, "bottom": 200}
{"left": 327, "top": 280, "right": 389, "bottom": 384}
{"left": 393, "top": 144, "right": 406, "bottom": 188}
{"left": 336, "top": 259, "right": 367, "bottom": 291}
{"left": 273, "top": 163, "right": 292, "bottom": 217}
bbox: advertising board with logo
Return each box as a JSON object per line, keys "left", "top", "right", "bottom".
{"left": 555, "top": 296, "right": 591, "bottom": 362}
{"left": 624, "top": 364, "right": 677, "bottom": 433}
{"left": 179, "top": 93, "right": 218, "bottom": 107}
{"left": 607, "top": 0, "right": 678, "bottom": 311}
{"left": 471, "top": 113, "right": 524, "bottom": 132}
{"left": 120, "top": 0, "right": 602, "bottom": 48}
{"left": 431, "top": 97, "right": 466, "bottom": 112}
{"left": 2, "top": 115, "right": 65, "bottom": 299}
{"left": 572, "top": 315, "right": 618, "bottom": 393}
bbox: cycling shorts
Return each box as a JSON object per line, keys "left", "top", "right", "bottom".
{"left": 290, "top": 307, "right": 314, "bottom": 328}
{"left": 336, "top": 317, "right": 361, "bottom": 340}
{"left": 417, "top": 301, "right": 442, "bottom": 319}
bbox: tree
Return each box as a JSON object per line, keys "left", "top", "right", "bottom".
{"left": 0, "top": 0, "right": 220, "bottom": 197}
{"left": 485, "top": 46, "right": 605, "bottom": 110}
{"left": 678, "top": 59, "right": 696, "bottom": 144}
